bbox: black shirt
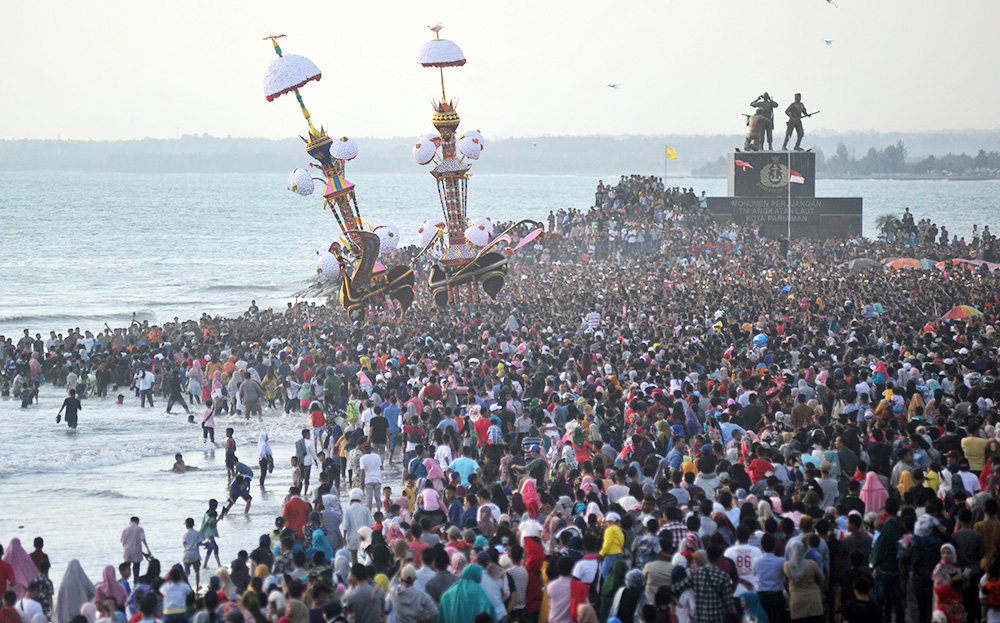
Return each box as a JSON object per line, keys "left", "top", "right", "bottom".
{"left": 369, "top": 416, "right": 390, "bottom": 444}
{"left": 61, "top": 397, "right": 81, "bottom": 417}
{"left": 842, "top": 598, "right": 882, "bottom": 623}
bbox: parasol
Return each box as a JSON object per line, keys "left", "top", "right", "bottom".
{"left": 752, "top": 334, "right": 768, "bottom": 345}
{"left": 843, "top": 258, "right": 881, "bottom": 271}
{"left": 942, "top": 305, "right": 983, "bottom": 320}
{"left": 885, "top": 258, "right": 922, "bottom": 270}
{"left": 263, "top": 53, "right": 322, "bottom": 102}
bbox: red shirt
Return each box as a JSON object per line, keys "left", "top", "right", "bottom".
{"left": 0, "top": 560, "right": 15, "bottom": 592}
{"left": 422, "top": 384, "right": 442, "bottom": 402}
{"left": 0, "top": 607, "right": 23, "bottom": 623}
{"left": 282, "top": 497, "right": 311, "bottom": 536}
{"left": 748, "top": 458, "right": 774, "bottom": 483}
{"left": 311, "top": 409, "right": 325, "bottom": 428}
{"left": 409, "top": 539, "right": 429, "bottom": 567}
{"left": 474, "top": 417, "right": 491, "bottom": 447}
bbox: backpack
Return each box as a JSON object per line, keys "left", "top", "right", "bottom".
{"left": 951, "top": 472, "right": 965, "bottom": 497}
{"left": 346, "top": 401, "right": 359, "bottom": 423}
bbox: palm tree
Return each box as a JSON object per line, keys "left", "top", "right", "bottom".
{"left": 875, "top": 212, "right": 902, "bottom": 233}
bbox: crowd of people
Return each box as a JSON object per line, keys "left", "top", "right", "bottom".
{"left": 4, "top": 173, "right": 1000, "bottom": 623}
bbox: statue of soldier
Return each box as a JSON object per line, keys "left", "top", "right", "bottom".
{"left": 782, "top": 93, "right": 811, "bottom": 151}
{"left": 749, "top": 92, "right": 778, "bottom": 150}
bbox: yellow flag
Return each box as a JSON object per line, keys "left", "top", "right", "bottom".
{"left": 665, "top": 146, "right": 678, "bottom": 160}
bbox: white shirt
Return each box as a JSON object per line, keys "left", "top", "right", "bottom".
{"left": 360, "top": 452, "right": 383, "bottom": 484}
{"left": 725, "top": 543, "right": 762, "bottom": 593}
{"left": 435, "top": 445, "right": 453, "bottom": 467}
{"left": 15, "top": 598, "right": 43, "bottom": 623}
{"left": 361, "top": 408, "right": 376, "bottom": 436}
{"left": 139, "top": 370, "right": 155, "bottom": 391}
{"left": 960, "top": 471, "right": 981, "bottom": 495}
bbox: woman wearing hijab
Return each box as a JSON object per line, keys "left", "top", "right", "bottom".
{"left": 80, "top": 603, "right": 98, "bottom": 623}
{"left": 188, "top": 360, "right": 205, "bottom": 404}
{"left": 740, "top": 592, "right": 769, "bottom": 623}
{"left": 54, "top": 560, "right": 95, "bottom": 623}
{"left": 783, "top": 540, "right": 823, "bottom": 623}
{"left": 366, "top": 530, "right": 392, "bottom": 576}
{"left": 93, "top": 566, "right": 127, "bottom": 610}
{"left": 476, "top": 551, "right": 509, "bottom": 623}
{"left": 609, "top": 569, "right": 647, "bottom": 623}
{"left": 860, "top": 472, "right": 888, "bottom": 513}
{"left": 214, "top": 370, "right": 231, "bottom": 414}
{"left": 489, "top": 483, "right": 509, "bottom": 515}
{"left": 598, "top": 559, "right": 628, "bottom": 621}
{"left": 521, "top": 479, "right": 541, "bottom": 519}
{"left": 437, "top": 564, "right": 495, "bottom": 623}
{"left": 285, "top": 599, "right": 310, "bottom": 623}
{"left": 933, "top": 543, "right": 962, "bottom": 586}
{"left": 478, "top": 506, "right": 498, "bottom": 539}
{"left": 257, "top": 433, "right": 274, "bottom": 488}
{"left": 311, "top": 529, "right": 335, "bottom": 565}
{"left": 871, "top": 516, "right": 905, "bottom": 623}
{"left": 333, "top": 550, "right": 351, "bottom": 586}
{"left": 2, "top": 539, "right": 39, "bottom": 599}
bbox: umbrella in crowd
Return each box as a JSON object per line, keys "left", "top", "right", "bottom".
{"left": 942, "top": 305, "right": 984, "bottom": 320}
{"left": 843, "top": 258, "right": 881, "bottom": 271}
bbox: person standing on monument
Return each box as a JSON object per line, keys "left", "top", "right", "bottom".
{"left": 750, "top": 92, "right": 778, "bottom": 150}
{"left": 782, "top": 93, "right": 809, "bottom": 151}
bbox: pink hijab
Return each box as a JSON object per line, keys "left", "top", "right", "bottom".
{"left": 860, "top": 471, "right": 888, "bottom": 513}
{"left": 423, "top": 458, "right": 445, "bottom": 481}
{"left": 2, "top": 538, "right": 39, "bottom": 599}
{"left": 94, "top": 565, "right": 127, "bottom": 607}
{"left": 521, "top": 479, "right": 541, "bottom": 518}
{"left": 190, "top": 359, "right": 205, "bottom": 382}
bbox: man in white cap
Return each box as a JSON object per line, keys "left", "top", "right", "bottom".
{"left": 342, "top": 488, "right": 374, "bottom": 564}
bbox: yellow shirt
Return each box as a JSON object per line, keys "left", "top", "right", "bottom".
{"left": 599, "top": 524, "right": 624, "bottom": 556}
{"left": 963, "top": 436, "right": 989, "bottom": 472}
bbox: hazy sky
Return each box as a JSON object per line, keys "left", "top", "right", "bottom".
{"left": 4, "top": 1, "right": 998, "bottom": 141}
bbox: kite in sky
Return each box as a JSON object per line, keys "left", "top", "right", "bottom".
{"left": 607, "top": 84, "right": 621, "bottom": 89}
{"left": 735, "top": 160, "right": 753, "bottom": 171}
{"left": 826, "top": 0, "right": 838, "bottom": 6}
{"left": 824, "top": 40, "right": 834, "bottom": 46}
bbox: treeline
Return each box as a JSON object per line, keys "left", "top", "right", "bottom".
{"left": 825, "top": 141, "right": 1000, "bottom": 176}
{"left": 693, "top": 141, "right": 1000, "bottom": 178}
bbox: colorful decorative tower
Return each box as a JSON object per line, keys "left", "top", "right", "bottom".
{"left": 413, "top": 27, "right": 501, "bottom": 306}
{"left": 263, "top": 35, "right": 412, "bottom": 320}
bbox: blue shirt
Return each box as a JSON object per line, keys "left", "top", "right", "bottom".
{"left": 720, "top": 422, "right": 745, "bottom": 445}
{"left": 666, "top": 448, "right": 684, "bottom": 471}
{"left": 447, "top": 499, "right": 463, "bottom": 525}
{"left": 448, "top": 457, "right": 480, "bottom": 485}
{"left": 384, "top": 405, "right": 401, "bottom": 433}
{"left": 754, "top": 553, "right": 785, "bottom": 591}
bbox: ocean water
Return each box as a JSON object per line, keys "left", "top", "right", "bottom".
{"left": 1, "top": 171, "right": 997, "bottom": 337}
{"left": 1, "top": 171, "right": 998, "bottom": 583}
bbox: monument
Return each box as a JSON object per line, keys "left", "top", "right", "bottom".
{"left": 706, "top": 92, "right": 863, "bottom": 239}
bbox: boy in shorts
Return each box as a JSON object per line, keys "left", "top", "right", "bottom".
{"left": 224, "top": 428, "right": 237, "bottom": 481}
{"left": 220, "top": 473, "right": 253, "bottom": 518}
{"left": 182, "top": 518, "right": 202, "bottom": 588}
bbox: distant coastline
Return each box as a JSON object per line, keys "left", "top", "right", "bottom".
{"left": 2, "top": 131, "right": 999, "bottom": 177}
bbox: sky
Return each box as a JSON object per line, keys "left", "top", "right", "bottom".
{"left": 3, "top": 0, "right": 998, "bottom": 141}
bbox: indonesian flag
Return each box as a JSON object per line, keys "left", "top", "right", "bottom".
{"left": 789, "top": 169, "right": 805, "bottom": 184}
